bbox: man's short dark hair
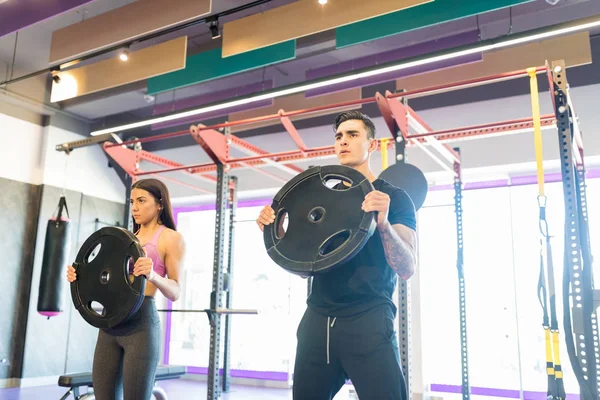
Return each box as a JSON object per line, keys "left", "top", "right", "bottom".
{"left": 333, "top": 111, "right": 376, "bottom": 139}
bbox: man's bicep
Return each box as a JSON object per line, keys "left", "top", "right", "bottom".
{"left": 388, "top": 189, "right": 417, "bottom": 231}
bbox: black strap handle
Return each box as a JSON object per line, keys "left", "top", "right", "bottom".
{"left": 56, "top": 196, "right": 70, "bottom": 221}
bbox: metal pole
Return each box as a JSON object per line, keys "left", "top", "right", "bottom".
{"left": 453, "top": 148, "right": 470, "bottom": 400}
{"left": 222, "top": 175, "right": 238, "bottom": 393}
{"left": 123, "top": 174, "right": 133, "bottom": 231}
{"left": 393, "top": 96, "right": 412, "bottom": 398}
{"left": 550, "top": 60, "right": 599, "bottom": 400}
{"left": 207, "top": 163, "right": 228, "bottom": 400}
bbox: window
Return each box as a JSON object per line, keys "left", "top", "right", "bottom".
{"left": 420, "top": 177, "right": 600, "bottom": 395}
{"left": 166, "top": 205, "right": 307, "bottom": 379}
{"left": 165, "top": 174, "right": 600, "bottom": 393}
{"left": 166, "top": 209, "right": 216, "bottom": 367}
{"left": 420, "top": 186, "right": 527, "bottom": 391}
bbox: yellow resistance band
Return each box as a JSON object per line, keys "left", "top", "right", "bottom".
{"left": 529, "top": 67, "right": 565, "bottom": 400}
{"left": 381, "top": 138, "right": 390, "bottom": 171}
{"left": 528, "top": 67, "right": 545, "bottom": 197}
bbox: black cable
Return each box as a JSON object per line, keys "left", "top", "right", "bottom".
{"left": 0, "top": 0, "right": 272, "bottom": 87}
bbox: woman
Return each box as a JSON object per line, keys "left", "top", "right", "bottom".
{"left": 67, "top": 178, "right": 186, "bottom": 400}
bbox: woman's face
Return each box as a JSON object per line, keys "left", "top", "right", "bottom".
{"left": 131, "top": 188, "right": 161, "bottom": 226}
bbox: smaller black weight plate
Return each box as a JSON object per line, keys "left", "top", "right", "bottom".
{"left": 379, "top": 162, "right": 428, "bottom": 211}
{"left": 70, "top": 226, "right": 146, "bottom": 329}
{"left": 264, "top": 165, "right": 377, "bottom": 277}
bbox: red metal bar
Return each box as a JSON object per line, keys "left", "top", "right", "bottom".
{"left": 103, "top": 66, "right": 547, "bottom": 151}
{"left": 106, "top": 97, "right": 373, "bottom": 149}
{"left": 389, "top": 66, "right": 548, "bottom": 100}
{"left": 279, "top": 110, "right": 309, "bottom": 151}
{"left": 407, "top": 115, "right": 556, "bottom": 140}
{"left": 103, "top": 142, "right": 139, "bottom": 176}
{"left": 133, "top": 109, "right": 553, "bottom": 177}
{"left": 375, "top": 92, "right": 398, "bottom": 138}
{"left": 190, "top": 124, "right": 229, "bottom": 164}
{"left": 545, "top": 60, "right": 557, "bottom": 112}
{"left": 145, "top": 172, "right": 214, "bottom": 194}
{"left": 406, "top": 105, "right": 461, "bottom": 162}
{"left": 229, "top": 135, "right": 303, "bottom": 174}
{"left": 103, "top": 142, "right": 215, "bottom": 193}
{"left": 138, "top": 150, "right": 216, "bottom": 182}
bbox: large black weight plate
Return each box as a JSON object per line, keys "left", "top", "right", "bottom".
{"left": 70, "top": 226, "right": 146, "bottom": 329}
{"left": 379, "top": 162, "right": 428, "bottom": 211}
{"left": 264, "top": 165, "right": 376, "bottom": 277}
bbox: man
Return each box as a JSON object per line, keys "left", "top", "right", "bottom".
{"left": 256, "top": 110, "right": 418, "bottom": 400}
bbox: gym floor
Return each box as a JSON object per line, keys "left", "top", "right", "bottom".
{"left": 0, "top": 380, "right": 299, "bottom": 400}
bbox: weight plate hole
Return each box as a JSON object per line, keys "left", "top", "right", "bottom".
{"left": 125, "top": 256, "right": 135, "bottom": 285}
{"left": 319, "top": 230, "right": 351, "bottom": 256}
{"left": 308, "top": 207, "right": 326, "bottom": 223}
{"left": 275, "top": 209, "right": 289, "bottom": 240}
{"left": 86, "top": 242, "right": 102, "bottom": 263}
{"left": 100, "top": 270, "right": 110, "bottom": 284}
{"left": 90, "top": 301, "right": 105, "bottom": 317}
{"left": 322, "top": 174, "right": 353, "bottom": 190}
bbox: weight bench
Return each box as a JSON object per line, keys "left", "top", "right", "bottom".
{"left": 58, "top": 364, "right": 186, "bottom": 400}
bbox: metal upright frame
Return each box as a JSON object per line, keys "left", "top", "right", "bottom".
{"left": 453, "top": 148, "right": 470, "bottom": 400}
{"left": 123, "top": 174, "right": 134, "bottom": 231}
{"left": 207, "top": 162, "right": 228, "bottom": 400}
{"left": 375, "top": 91, "right": 414, "bottom": 395}
{"left": 222, "top": 175, "right": 238, "bottom": 393}
{"left": 57, "top": 63, "right": 598, "bottom": 400}
{"left": 549, "top": 59, "right": 600, "bottom": 400}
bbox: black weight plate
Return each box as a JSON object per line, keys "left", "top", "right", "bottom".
{"left": 264, "top": 165, "right": 376, "bottom": 277}
{"left": 379, "top": 162, "right": 428, "bottom": 211}
{"left": 70, "top": 226, "right": 146, "bottom": 329}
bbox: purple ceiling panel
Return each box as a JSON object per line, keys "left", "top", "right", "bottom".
{"left": 305, "top": 30, "right": 481, "bottom": 97}
{"left": 0, "top": 0, "right": 95, "bottom": 38}
{"left": 151, "top": 80, "right": 274, "bottom": 130}
{"left": 306, "top": 53, "right": 483, "bottom": 98}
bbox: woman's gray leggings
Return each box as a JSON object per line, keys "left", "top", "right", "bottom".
{"left": 91, "top": 296, "right": 161, "bottom": 400}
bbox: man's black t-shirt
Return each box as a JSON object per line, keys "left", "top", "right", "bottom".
{"left": 307, "top": 178, "right": 417, "bottom": 318}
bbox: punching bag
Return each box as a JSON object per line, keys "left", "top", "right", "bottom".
{"left": 37, "top": 196, "right": 71, "bottom": 318}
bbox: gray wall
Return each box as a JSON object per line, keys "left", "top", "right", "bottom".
{"left": 0, "top": 177, "right": 42, "bottom": 380}
{"left": 0, "top": 177, "right": 125, "bottom": 380}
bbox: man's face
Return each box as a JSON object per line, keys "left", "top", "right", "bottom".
{"left": 334, "top": 119, "right": 376, "bottom": 167}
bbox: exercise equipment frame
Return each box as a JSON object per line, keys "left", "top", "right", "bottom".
{"left": 56, "top": 60, "right": 599, "bottom": 400}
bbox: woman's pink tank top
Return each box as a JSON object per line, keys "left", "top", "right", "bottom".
{"left": 138, "top": 225, "right": 167, "bottom": 278}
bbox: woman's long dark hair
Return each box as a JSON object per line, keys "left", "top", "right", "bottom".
{"left": 131, "top": 178, "right": 177, "bottom": 232}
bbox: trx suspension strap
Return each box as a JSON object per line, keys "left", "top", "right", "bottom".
{"left": 528, "top": 67, "right": 565, "bottom": 400}
{"left": 381, "top": 138, "right": 390, "bottom": 171}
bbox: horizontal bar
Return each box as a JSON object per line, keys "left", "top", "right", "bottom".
{"left": 406, "top": 107, "right": 460, "bottom": 163}
{"left": 391, "top": 66, "right": 548, "bottom": 99}
{"left": 146, "top": 173, "right": 213, "bottom": 194}
{"left": 157, "top": 308, "right": 259, "bottom": 314}
{"left": 50, "top": 65, "right": 548, "bottom": 156}
{"left": 56, "top": 132, "right": 117, "bottom": 152}
{"left": 106, "top": 96, "right": 375, "bottom": 149}
{"left": 104, "top": 66, "right": 545, "bottom": 150}
{"left": 407, "top": 115, "right": 556, "bottom": 140}
{"left": 134, "top": 109, "right": 551, "bottom": 176}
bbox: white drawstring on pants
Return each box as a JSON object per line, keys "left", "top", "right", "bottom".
{"left": 326, "top": 316, "right": 337, "bottom": 364}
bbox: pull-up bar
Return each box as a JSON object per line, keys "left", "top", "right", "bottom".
{"left": 56, "top": 64, "right": 555, "bottom": 191}
{"left": 96, "top": 65, "right": 548, "bottom": 151}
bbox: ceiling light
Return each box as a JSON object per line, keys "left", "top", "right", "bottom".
{"left": 90, "top": 14, "right": 600, "bottom": 137}
{"left": 119, "top": 47, "right": 129, "bottom": 62}
{"left": 318, "top": 0, "right": 328, "bottom": 4}
{"left": 52, "top": 75, "right": 61, "bottom": 84}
